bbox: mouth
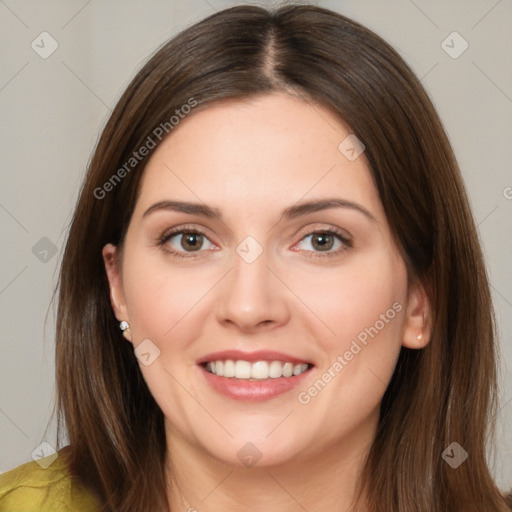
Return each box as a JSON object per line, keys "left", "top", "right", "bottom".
{"left": 202, "top": 360, "right": 313, "bottom": 380}
{"left": 197, "top": 350, "right": 315, "bottom": 401}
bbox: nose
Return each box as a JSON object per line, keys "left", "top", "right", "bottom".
{"left": 216, "top": 247, "right": 291, "bottom": 333}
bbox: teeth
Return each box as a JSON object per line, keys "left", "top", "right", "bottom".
{"left": 293, "top": 364, "right": 303, "bottom": 376}
{"left": 251, "top": 361, "right": 268, "bottom": 379}
{"left": 205, "top": 359, "right": 310, "bottom": 379}
{"left": 269, "top": 361, "right": 282, "bottom": 378}
{"left": 282, "top": 362, "right": 293, "bottom": 378}
{"left": 234, "top": 360, "right": 251, "bottom": 379}
{"left": 224, "top": 359, "right": 235, "bottom": 378}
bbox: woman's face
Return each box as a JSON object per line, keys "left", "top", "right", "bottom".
{"left": 103, "top": 91, "right": 428, "bottom": 468}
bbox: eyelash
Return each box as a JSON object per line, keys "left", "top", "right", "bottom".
{"left": 157, "top": 225, "right": 352, "bottom": 260}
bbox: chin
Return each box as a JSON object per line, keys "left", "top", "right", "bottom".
{"left": 197, "top": 432, "right": 310, "bottom": 469}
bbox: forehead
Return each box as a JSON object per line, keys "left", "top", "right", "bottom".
{"left": 134, "top": 92, "right": 384, "bottom": 221}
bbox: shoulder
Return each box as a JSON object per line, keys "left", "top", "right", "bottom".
{"left": 0, "top": 448, "right": 99, "bottom": 512}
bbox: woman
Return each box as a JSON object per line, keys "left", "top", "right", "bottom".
{"left": 0, "top": 4, "right": 510, "bottom": 511}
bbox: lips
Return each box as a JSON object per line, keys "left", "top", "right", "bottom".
{"left": 197, "top": 349, "right": 313, "bottom": 366}
{"left": 197, "top": 349, "right": 315, "bottom": 401}
{"left": 206, "top": 360, "right": 310, "bottom": 379}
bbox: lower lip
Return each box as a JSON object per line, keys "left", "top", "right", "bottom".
{"left": 199, "top": 365, "right": 313, "bottom": 401}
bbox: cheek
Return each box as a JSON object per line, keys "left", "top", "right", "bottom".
{"left": 122, "top": 249, "right": 213, "bottom": 344}
{"left": 295, "top": 247, "right": 407, "bottom": 408}
{"left": 294, "top": 249, "right": 407, "bottom": 419}
{"left": 120, "top": 250, "right": 212, "bottom": 426}
{"left": 297, "top": 248, "right": 407, "bottom": 346}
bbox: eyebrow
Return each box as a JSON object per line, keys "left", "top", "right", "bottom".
{"left": 142, "top": 198, "right": 377, "bottom": 223}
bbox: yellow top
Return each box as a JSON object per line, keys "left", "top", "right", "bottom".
{"left": 0, "top": 450, "right": 99, "bottom": 512}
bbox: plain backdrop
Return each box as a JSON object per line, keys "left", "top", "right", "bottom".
{"left": 0, "top": 0, "right": 511, "bottom": 491}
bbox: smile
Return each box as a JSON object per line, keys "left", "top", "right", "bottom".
{"left": 204, "top": 360, "right": 311, "bottom": 380}
{"left": 198, "top": 350, "right": 314, "bottom": 401}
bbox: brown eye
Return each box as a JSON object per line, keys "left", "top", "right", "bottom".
{"left": 158, "top": 228, "right": 215, "bottom": 258}
{"left": 180, "top": 232, "right": 204, "bottom": 252}
{"left": 310, "top": 233, "right": 335, "bottom": 251}
{"left": 295, "top": 229, "right": 352, "bottom": 259}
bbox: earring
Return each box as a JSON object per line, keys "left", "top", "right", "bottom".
{"left": 119, "top": 321, "right": 130, "bottom": 332}
{"left": 417, "top": 334, "right": 423, "bottom": 341}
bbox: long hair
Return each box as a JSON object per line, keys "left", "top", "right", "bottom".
{"left": 51, "top": 4, "right": 510, "bottom": 511}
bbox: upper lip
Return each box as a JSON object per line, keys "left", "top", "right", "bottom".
{"left": 197, "top": 350, "right": 313, "bottom": 365}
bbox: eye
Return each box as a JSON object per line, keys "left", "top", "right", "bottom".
{"left": 158, "top": 227, "right": 216, "bottom": 258}
{"left": 157, "top": 226, "right": 352, "bottom": 260}
{"left": 294, "top": 228, "right": 352, "bottom": 258}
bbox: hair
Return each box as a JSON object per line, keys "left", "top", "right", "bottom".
{"left": 49, "top": 3, "right": 511, "bottom": 511}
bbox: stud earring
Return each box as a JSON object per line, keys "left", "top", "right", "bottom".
{"left": 417, "top": 334, "right": 423, "bottom": 341}
{"left": 119, "top": 321, "right": 130, "bottom": 332}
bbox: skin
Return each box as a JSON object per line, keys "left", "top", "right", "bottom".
{"left": 103, "top": 91, "right": 431, "bottom": 512}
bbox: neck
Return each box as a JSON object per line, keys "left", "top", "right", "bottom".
{"left": 164, "top": 414, "right": 377, "bottom": 512}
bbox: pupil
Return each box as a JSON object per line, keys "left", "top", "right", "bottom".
{"left": 179, "top": 233, "right": 334, "bottom": 252}
{"left": 183, "top": 233, "right": 202, "bottom": 251}
{"left": 313, "top": 234, "right": 333, "bottom": 251}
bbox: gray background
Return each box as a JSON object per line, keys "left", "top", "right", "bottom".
{"left": 0, "top": 0, "right": 511, "bottom": 491}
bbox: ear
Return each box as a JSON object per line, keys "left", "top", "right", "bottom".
{"left": 102, "top": 243, "right": 132, "bottom": 342}
{"left": 401, "top": 279, "right": 431, "bottom": 349}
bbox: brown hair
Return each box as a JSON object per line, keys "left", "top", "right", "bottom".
{"left": 50, "top": 4, "right": 510, "bottom": 511}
